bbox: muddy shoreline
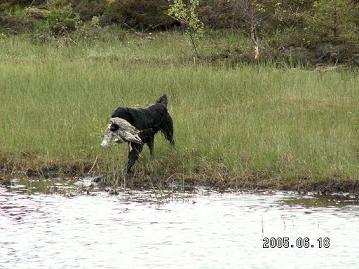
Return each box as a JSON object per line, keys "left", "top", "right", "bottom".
{"left": 1, "top": 165, "right": 359, "bottom": 195}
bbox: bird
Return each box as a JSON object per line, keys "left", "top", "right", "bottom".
{"left": 101, "top": 117, "right": 143, "bottom": 147}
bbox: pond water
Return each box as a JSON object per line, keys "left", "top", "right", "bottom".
{"left": 1, "top": 180, "right": 359, "bottom": 269}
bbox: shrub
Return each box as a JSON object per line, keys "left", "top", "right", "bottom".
{"left": 102, "top": 0, "right": 174, "bottom": 30}
{"left": 44, "top": 0, "right": 80, "bottom": 35}
{"left": 72, "top": 0, "right": 107, "bottom": 21}
{"left": 0, "top": 14, "right": 34, "bottom": 33}
{"left": 305, "top": 0, "right": 359, "bottom": 45}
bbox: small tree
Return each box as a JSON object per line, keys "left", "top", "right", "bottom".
{"left": 230, "top": 0, "right": 266, "bottom": 60}
{"left": 168, "top": 0, "right": 204, "bottom": 62}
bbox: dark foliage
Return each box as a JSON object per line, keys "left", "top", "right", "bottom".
{"left": 101, "top": 0, "right": 174, "bottom": 30}
{"left": 0, "top": 0, "right": 358, "bottom": 65}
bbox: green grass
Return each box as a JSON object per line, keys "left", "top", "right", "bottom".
{"left": 0, "top": 32, "right": 358, "bottom": 189}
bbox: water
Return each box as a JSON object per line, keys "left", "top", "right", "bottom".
{"left": 1, "top": 181, "right": 359, "bottom": 269}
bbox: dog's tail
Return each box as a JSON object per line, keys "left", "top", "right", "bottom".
{"left": 156, "top": 94, "right": 168, "bottom": 107}
{"left": 160, "top": 113, "right": 175, "bottom": 147}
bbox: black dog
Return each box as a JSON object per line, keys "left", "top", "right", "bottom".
{"left": 110, "top": 94, "right": 174, "bottom": 173}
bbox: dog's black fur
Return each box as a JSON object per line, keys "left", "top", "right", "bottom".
{"left": 110, "top": 94, "right": 174, "bottom": 173}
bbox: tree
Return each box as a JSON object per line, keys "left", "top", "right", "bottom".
{"left": 306, "top": 0, "right": 358, "bottom": 43}
{"left": 229, "top": 0, "right": 266, "bottom": 60}
{"left": 168, "top": 0, "right": 204, "bottom": 62}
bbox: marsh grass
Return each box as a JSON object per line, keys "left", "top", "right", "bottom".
{"left": 0, "top": 32, "right": 358, "bottom": 189}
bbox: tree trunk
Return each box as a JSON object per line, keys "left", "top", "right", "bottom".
{"left": 188, "top": 31, "right": 199, "bottom": 63}
{"left": 250, "top": 24, "right": 260, "bottom": 60}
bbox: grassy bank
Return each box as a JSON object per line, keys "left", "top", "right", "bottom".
{"left": 0, "top": 33, "right": 358, "bottom": 191}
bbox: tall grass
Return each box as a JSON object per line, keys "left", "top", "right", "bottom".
{"left": 0, "top": 33, "right": 358, "bottom": 187}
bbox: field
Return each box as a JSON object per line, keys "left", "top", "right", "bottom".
{"left": 0, "top": 32, "right": 358, "bottom": 190}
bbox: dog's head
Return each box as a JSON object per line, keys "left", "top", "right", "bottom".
{"left": 100, "top": 119, "right": 123, "bottom": 147}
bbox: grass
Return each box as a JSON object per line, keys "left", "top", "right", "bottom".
{"left": 0, "top": 32, "right": 358, "bottom": 190}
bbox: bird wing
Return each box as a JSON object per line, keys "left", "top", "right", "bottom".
{"left": 117, "top": 130, "right": 143, "bottom": 144}
{"left": 110, "top": 118, "right": 143, "bottom": 144}
{"left": 114, "top": 118, "right": 138, "bottom": 133}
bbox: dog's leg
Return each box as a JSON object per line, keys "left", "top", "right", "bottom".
{"left": 126, "top": 143, "right": 143, "bottom": 173}
{"left": 147, "top": 136, "right": 154, "bottom": 158}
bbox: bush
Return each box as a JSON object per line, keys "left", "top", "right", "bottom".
{"left": 101, "top": 0, "right": 174, "bottom": 30}
{"left": 72, "top": 0, "right": 107, "bottom": 21}
{"left": 198, "top": 0, "right": 242, "bottom": 29}
{"left": 0, "top": 14, "right": 34, "bottom": 33}
{"left": 42, "top": 0, "right": 79, "bottom": 35}
{"left": 0, "top": 5, "right": 34, "bottom": 33}
{"left": 305, "top": 0, "right": 359, "bottom": 45}
{"left": 74, "top": 15, "right": 101, "bottom": 41}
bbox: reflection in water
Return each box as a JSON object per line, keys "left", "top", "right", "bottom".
{"left": 0, "top": 186, "right": 359, "bottom": 269}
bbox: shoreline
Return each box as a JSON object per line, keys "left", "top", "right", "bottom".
{"left": 1, "top": 161, "right": 358, "bottom": 194}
